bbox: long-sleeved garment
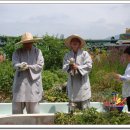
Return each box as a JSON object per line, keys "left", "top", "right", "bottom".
{"left": 63, "top": 49, "right": 92, "bottom": 102}
{"left": 119, "top": 63, "right": 130, "bottom": 98}
{"left": 12, "top": 46, "right": 44, "bottom": 102}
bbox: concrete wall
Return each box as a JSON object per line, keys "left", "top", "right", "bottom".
{"left": 0, "top": 114, "right": 54, "bottom": 125}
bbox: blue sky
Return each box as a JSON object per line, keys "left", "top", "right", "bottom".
{"left": 0, "top": 3, "right": 130, "bottom": 39}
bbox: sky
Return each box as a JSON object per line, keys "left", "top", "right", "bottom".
{"left": 0, "top": 3, "right": 130, "bottom": 39}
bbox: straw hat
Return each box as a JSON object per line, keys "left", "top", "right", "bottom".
{"left": 64, "top": 34, "right": 86, "bottom": 48}
{"left": 16, "top": 32, "right": 42, "bottom": 44}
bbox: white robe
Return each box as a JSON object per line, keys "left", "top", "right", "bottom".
{"left": 63, "top": 49, "right": 92, "bottom": 102}
{"left": 12, "top": 46, "right": 44, "bottom": 102}
{"left": 119, "top": 63, "right": 130, "bottom": 98}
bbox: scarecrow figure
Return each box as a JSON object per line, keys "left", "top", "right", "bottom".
{"left": 63, "top": 34, "right": 92, "bottom": 110}
{"left": 12, "top": 32, "right": 44, "bottom": 114}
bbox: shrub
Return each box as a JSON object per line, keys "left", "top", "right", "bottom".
{"left": 42, "top": 70, "right": 59, "bottom": 90}
{"left": 3, "top": 36, "right": 20, "bottom": 60}
{"left": 43, "top": 70, "right": 68, "bottom": 102}
{"left": 37, "top": 35, "right": 69, "bottom": 70}
{"left": 44, "top": 85, "right": 68, "bottom": 102}
{"left": 54, "top": 107, "right": 130, "bottom": 125}
{"left": 52, "top": 69, "right": 67, "bottom": 84}
{"left": 0, "top": 60, "right": 14, "bottom": 93}
{"left": 42, "top": 70, "right": 67, "bottom": 90}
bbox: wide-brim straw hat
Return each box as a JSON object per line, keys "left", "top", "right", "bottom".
{"left": 16, "top": 32, "right": 42, "bottom": 44}
{"left": 64, "top": 34, "right": 86, "bottom": 48}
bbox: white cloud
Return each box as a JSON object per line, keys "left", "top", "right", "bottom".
{"left": 0, "top": 4, "right": 130, "bottom": 39}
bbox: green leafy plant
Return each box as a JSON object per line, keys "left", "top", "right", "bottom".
{"left": 0, "top": 61, "right": 14, "bottom": 93}
{"left": 37, "top": 34, "right": 69, "bottom": 70}
{"left": 44, "top": 85, "right": 68, "bottom": 102}
{"left": 42, "top": 70, "right": 67, "bottom": 90}
{"left": 55, "top": 108, "right": 130, "bottom": 125}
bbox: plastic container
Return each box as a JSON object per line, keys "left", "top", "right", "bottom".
{"left": 103, "top": 102, "right": 124, "bottom": 112}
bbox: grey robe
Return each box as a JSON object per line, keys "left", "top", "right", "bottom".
{"left": 12, "top": 46, "right": 44, "bottom": 102}
{"left": 63, "top": 49, "right": 92, "bottom": 102}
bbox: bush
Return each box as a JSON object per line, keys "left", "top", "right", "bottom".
{"left": 37, "top": 35, "right": 69, "bottom": 70}
{"left": 42, "top": 70, "right": 67, "bottom": 90}
{"left": 44, "top": 85, "right": 68, "bottom": 102}
{"left": 42, "top": 70, "right": 59, "bottom": 90}
{"left": 0, "top": 60, "right": 14, "bottom": 93}
{"left": 43, "top": 69, "right": 68, "bottom": 102}
{"left": 52, "top": 69, "right": 67, "bottom": 84}
{"left": 54, "top": 108, "right": 130, "bottom": 125}
{"left": 3, "top": 36, "right": 20, "bottom": 60}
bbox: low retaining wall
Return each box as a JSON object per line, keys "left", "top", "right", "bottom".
{"left": 0, "top": 114, "right": 54, "bottom": 125}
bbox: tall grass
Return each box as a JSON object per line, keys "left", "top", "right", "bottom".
{"left": 90, "top": 47, "right": 127, "bottom": 102}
